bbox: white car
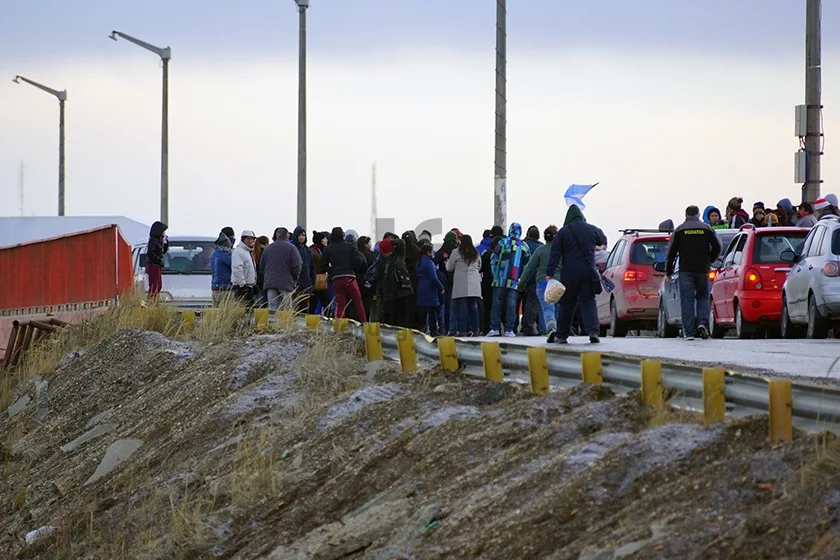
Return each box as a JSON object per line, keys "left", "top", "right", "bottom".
{"left": 133, "top": 236, "right": 216, "bottom": 309}
{"left": 780, "top": 216, "right": 840, "bottom": 338}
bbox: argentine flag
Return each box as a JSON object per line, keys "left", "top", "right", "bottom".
{"left": 564, "top": 183, "right": 599, "bottom": 209}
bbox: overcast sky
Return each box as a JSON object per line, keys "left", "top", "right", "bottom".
{"left": 1, "top": 1, "right": 838, "bottom": 242}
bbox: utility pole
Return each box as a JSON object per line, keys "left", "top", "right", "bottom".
{"left": 804, "top": 0, "right": 822, "bottom": 202}
{"left": 13, "top": 76, "right": 67, "bottom": 216}
{"left": 110, "top": 31, "right": 171, "bottom": 224}
{"left": 494, "top": 0, "right": 507, "bottom": 228}
{"left": 295, "top": 0, "right": 310, "bottom": 230}
{"left": 371, "top": 162, "right": 378, "bottom": 242}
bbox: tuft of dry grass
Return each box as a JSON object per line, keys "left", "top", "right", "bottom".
{"left": 801, "top": 433, "right": 840, "bottom": 485}
{"left": 169, "top": 489, "right": 216, "bottom": 552}
{"left": 645, "top": 403, "right": 704, "bottom": 429}
{"left": 193, "top": 299, "right": 247, "bottom": 344}
{"left": 228, "top": 424, "right": 282, "bottom": 510}
{"left": 295, "top": 332, "right": 367, "bottom": 397}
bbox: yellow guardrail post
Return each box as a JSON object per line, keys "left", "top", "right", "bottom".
{"left": 276, "top": 310, "right": 294, "bottom": 329}
{"left": 396, "top": 329, "right": 417, "bottom": 373}
{"left": 254, "top": 308, "right": 269, "bottom": 330}
{"left": 181, "top": 310, "right": 196, "bottom": 333}
{"left": 481, "top": 342, "right": 504, "bottom": 383}
{"left": 769, "top": 379, "right": 793, "bottom": 443}
{"left": 581, "top": 352, "right": 603, "bottom": 385}
{"left": 640, "top": 359, "right": 664, "bottom": 408}
{"left": 527, "top": 347, "right": 550, "bottom": 395}
{"left": 364, "top": 323, "right": 383, "bottom": 362}
{"left": 334, "top": 318, "right": 349, "bottom": 334}
{"left": 438, "top": 336, "right": 459, "bottom": 372}
{"left": 703, "top": 367, "right": 726, "bottom": 424}
{"left": 305, "top": 314, "right": 321, "bottom": 330}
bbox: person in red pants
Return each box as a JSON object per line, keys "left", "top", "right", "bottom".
{"left": 322, "top": 227, "right": 367, "bottom": 322}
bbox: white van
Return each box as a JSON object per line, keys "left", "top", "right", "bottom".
{"left": 132, "top": 236, "right": 216, "bottom": 309}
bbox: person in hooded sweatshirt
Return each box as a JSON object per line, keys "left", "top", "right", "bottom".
{"left": 777, "top": 198, "right": 798, "bottom": 226}
{"left": 210, "top": 230, "right": 234, "bottom": 306}
{"left": 702, "top": 206, "right": 727, "bottom": 229}
{"left": 322, "top": 227, "right": 367, "bottom": 321}
{"left": 416, "top": 244, "right": 445, "bottom": 335}
{"left": 489, "top": 222, "right": 531, "bottom": 337}
{"left": 146, "top": 221, "right": 169, "bottom": 299}
{"left": 726, "top": 197, "right": 749, "bottom": 228}
{"left": 292, "top": 227, "right": 316, "bottom": 311}
{"left": 546, "top": 206, "right": 607, "bottom": 344}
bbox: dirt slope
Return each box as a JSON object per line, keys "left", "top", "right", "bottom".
{"left": 2, "top": 327, "right": 840, "bottom": 559}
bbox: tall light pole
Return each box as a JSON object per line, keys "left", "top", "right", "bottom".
{"left": 295, "top": 0, "right": 310, "bottom": 230}
{"left": 804, "top": 0, "right": 822, "bottom": 202}
{"left": 13, "top": 75, "right": 67, "bottom": 216}
{"left": 110, "top": 30, "right": 172, "bottom": 224}
{"left": 494, "top": 0, "right": 507, "bottom": 228}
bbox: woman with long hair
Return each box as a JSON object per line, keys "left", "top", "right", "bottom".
{"left": 447, "top": 234, "right": 482, "bottom": 335}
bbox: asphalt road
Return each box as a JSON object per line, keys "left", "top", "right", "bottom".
{"left": 465, "top": 334, "right": 840, "bottom": 382}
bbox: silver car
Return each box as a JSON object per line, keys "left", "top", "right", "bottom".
{"left": 132, "top": 236, "right": 216, "bottom": 309}
{"left": 780, "top": 216, "right": 840, "bottom": 338}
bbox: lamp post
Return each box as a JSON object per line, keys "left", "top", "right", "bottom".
{"left": 110, "top": 30, "right": 172, "bottom": 224}
{"left": 295, "top": 0, "right": 309, "bottom": 230}
{"left": 13, "top": 75, "right": 67, "bottom": 216}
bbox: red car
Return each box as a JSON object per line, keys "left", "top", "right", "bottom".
{"left": 710, "top": 225, "right": 809, "bottom": 339}
{"left": 596, "top": 230, "right": 671, "bottom": 336}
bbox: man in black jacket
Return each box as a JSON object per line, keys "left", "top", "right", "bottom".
{"left": 292, "top": 226, "right": 316, "bottom": 312}
{"left": 322, "top": 227, "right": 367, "bottom": 321}
{"left": 665, "top": 205, "right": 722, "bottom": 340}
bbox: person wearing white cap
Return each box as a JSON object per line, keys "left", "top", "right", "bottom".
{"left": 816, "top": 196, "right": 840, "bottom": 219}
{"left": 231, "top": 230, "right": 258, "bottom": 305}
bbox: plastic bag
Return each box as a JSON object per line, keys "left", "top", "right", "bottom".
{"left": 544, "top": 279, "right": 566, "bottom": 303}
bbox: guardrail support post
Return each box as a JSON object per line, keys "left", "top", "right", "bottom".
{"left": 640, "top": 359, "right": 664, "bottom": 408}
{"left": 438, "top": 336, "right": 459, "bottom": 372}
{"left": 334, "top": 318, "right": 349, "bottom": 334}
{"left": 769, "top": 379, "right": 793, "bottom": 443}
{"left": 181, "top": 310, "right": 196, "bottom": 333}
{"left": 527, "top": 347, "right": 550, "bottom": 395}
{"left": 396, "top": 329, "right": 417, "bottom": 373}
{"left": 581, "top": 352, "right": 603, "bottom": 385}
{"left": 305, "top": 314, "right": 321, "bottom": 330}
{"left": 364, "top": 323, "right": 383, "bottom": 362}
{"left": 702, "top": 367, "right": 726, "bottom": 424}
{"left": 481, "top": 342, "right": 504, "bottom": 382}
{"left": 276, "top": 310, "right": 294, "bottom": 329}
{"left": 254, "top": 308, "right": 270, "bottom": 330}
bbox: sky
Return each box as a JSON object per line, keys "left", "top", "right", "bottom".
{"left": 2, "top": 0, "right": 839, "bottom": 245}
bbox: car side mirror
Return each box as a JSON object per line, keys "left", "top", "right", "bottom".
{"left": 652, "top": 261, "right": 666, "bottom": 273}
{"left": 711, "top": 259, "right": 722, "bottom": 269}
{"left": 139, "top": 253, "right": 148, "bottom": 268}
{"left": 779, "top": 249, "right": 797, "bottom": 264}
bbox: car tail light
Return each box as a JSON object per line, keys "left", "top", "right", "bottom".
{"left": 623, "top": 269, "right": 648, "bottom": 282}
{"left": 823, "top": 262, "right": 840, "bottom": 277}
{"left": 745, "top": 268, "right": 763, "bottom": 290}
{"left": 708, "top": 270, "right": 717, "bottom": 281}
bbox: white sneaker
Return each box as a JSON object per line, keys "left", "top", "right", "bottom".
{"left": 504, "top": 331, "right": 516, "bottom": 338}
{"left": 684, "top": 336, "right": 695, "bottom": 341}
{"left": 487, "top": 329, "right": 500, "bottom": 337}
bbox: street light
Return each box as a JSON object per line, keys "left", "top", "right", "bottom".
{"left": 295, "top": 0, "right": 309, "bottom": 230}
{"left": 109, "top": 30, "right": 172, "bottom": 225}
{"left": 13, "top": 75, "right": 67, "bottom": 216}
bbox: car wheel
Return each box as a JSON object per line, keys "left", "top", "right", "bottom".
{"left": 807, "top": 294, "right": 829, "bottom": 339}
{"left": 658, "top": 303, "right": 678, "bottom": 339}
{"left": 780, "top": 296, "right": 803, "bottom": 339}
{"left": 610, "top": 300, "right": 628, "bottom": 338}
{"left": 709, "top": 299, "right": 725, "bottom": 339}
{"left": 735, "top": 302, "right": 753, "bottom": 340}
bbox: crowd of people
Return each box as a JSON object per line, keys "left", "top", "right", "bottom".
{"left": 701, "top": 194, "right": 840, "bottom": 230}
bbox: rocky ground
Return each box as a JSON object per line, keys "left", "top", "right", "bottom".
{"left": 3, "top": 321, "right": 840, "bottom": 559}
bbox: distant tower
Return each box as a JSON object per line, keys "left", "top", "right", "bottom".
{"left": 371, "top": 162, "right": 378, "bottom": 240}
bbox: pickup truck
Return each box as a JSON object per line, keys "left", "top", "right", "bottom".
{"left": 133, "top": 236, "right": 216, "bottom": 309}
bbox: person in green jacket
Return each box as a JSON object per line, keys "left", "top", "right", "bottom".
{"left": 518, "top": 225, "right": 559, "bottom": 334}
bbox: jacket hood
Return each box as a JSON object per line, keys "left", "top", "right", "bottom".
{"left": 401, "top": 230, "right": 418, "bottom": 245}
{"left": 777, "top": 198, "right": 795, "bottom": 213}
{"left": 293, "top": 226, "right": 307, "bottom": 245}
{"left": 330, "top": 227, "right": 345, "bottom": 243}
{"left": 150, "top": 221, "right": 168, "bottom": 237}
{"left": 508, "top": 222, "right": 522, "bottom": 239}
{"left": 312, "top": 231, "right": 326, "bottom": 246}
{"left": 345, "top": 229, "right": 359, "bottom": 243}
{"left": 214, "top": 232, "right": 232, "bottom": 248}
{"left": 563, "top": 206, "right": 585, "bottom": 226}
{"left": 702, "top": 206, "right": 721, "bottom": 224}
{"left": 443, "top": 231, "right": 458, "bottom": 248}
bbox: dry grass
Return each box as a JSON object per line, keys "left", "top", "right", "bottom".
{"left": 801, "top": 432, "right": 840, "bottom": 485}
{"left": 169, "top": 489, "right": 216, "bottom": 552}
{"left": 228, "top": 424, "right": 282, "bottom": 510}
{"left": 193, "top": 299, "right": 247, "bottom": 344}
{"left": 645, "top": 403, "right": 704, "bottom": 429}
{"left": 295, "top": 331, "right": 367, "bottom": 397}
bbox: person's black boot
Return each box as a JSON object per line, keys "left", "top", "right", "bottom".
{"left": 589, "top": 334, "right": 600, "bottom": 344}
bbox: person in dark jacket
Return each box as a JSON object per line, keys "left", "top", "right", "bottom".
{"left": 260, "top": 228, "right": 302, "bottom": 311}
{"left": 402, "top": 231, "right": 421, "bottom": 328}
{"left": 416, "top": 244, "right": 445, "bottom": 335}
{"left": 435, "top": 231, "right": 459, "bottom": 334}
{"left": 749, "top": 203, "right": 766, "bottom": 228}
{"left": 521, "top": 225, "right": 545, "bottom": 336}
{"left": 309, "top": 231, "right": 331, "bottom": 315}
{"left": 726, "top": 197, "right": 749, "bottom": 228}
{"left": 664, "top": 205, "right": 722, "bottom": 340}
{"left": 377, "top": 238, "right": 414, "bottom": 327}
{"left": 292, "top": 226, "right": 315, "bottom": 312}
{"left": 357, "top": 236, "right": 376, "bottom": 319}
{"left": 210, "top": 231, "right": 233, "bottom": 306}
{"left": 546, "top": 205, "right": 607, "bottom": 344}
{"left": 322, "top": 227, "right": 366, "bottom": 321}
{"left": 146, "top": 221, "right": 168, "bottom": 299}
{"left": 480, "top": 235, "right": 502, "bottom": 334}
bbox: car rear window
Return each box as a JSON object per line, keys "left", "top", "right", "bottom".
{"left": 833, "top": 230, "right": 840, "bottom": 255}
{"left": 752, "top": 232, "right": 808, "bottom": 264}
{"left": 629, "top": 240, "right": 668, "bottom": 265}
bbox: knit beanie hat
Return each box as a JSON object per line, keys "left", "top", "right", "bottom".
{"left": 379, "top": 238, "right": 395, "bottom": 255}
{"left": 221, "top": 226, "right": 235, "bottom": 238}
{"left": 443, "top": 231, "right": 458, "bottom": 246}
{"left": 815, "top": 198, "right": 829, "bottom": 211}
{"left": 753, "top": 201, "right": 765, "bottom": 211}
{"left": 312, "top": 231, "right": 325, "bottom": 245}
{"left": 727, "top": 197, "right": 743, "bottom": 211}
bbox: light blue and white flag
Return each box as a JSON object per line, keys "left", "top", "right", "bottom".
{"left": 564, "top": 183, "right": 599, "bottom": 209}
